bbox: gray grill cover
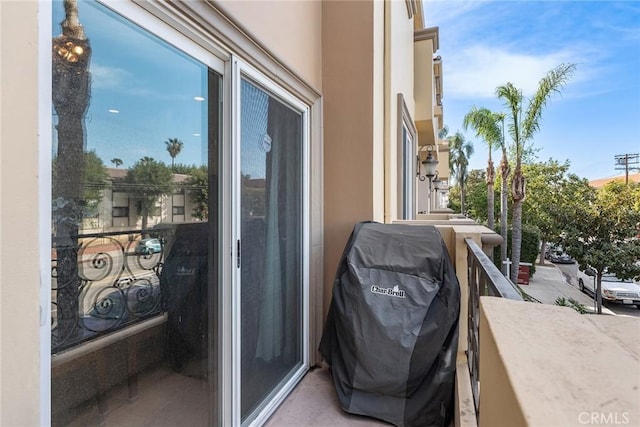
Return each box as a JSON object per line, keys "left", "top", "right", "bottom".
{"left": 320, "top": 222, "right": 459, "bottom": 427}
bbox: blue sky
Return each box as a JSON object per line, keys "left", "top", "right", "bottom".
{"left": 422, "top": 0, "right": 640, "bottom": 180}
{"left": 53, "top": 1, "right": 209, "bottom": 170}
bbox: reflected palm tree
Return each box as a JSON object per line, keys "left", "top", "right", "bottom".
{"left": 165, "top": 137, "right": 184, "bottom": 169}
{"left": 52, "top": 0, "right": 92, "bottom": 345}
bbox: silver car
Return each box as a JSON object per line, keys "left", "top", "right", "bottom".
{"left": 577, "top": 267, "right": 640, "bottom": 309}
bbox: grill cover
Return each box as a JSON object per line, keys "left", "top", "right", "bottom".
{"left": 319, "top": 222, "right": 460, "bottom": 427}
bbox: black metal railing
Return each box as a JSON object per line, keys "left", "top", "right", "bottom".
{"left": 51, "top": 228, "right": 172, "bottom": 353}
{"left": 465, "top": 237, "right": 523, "bottom": 421}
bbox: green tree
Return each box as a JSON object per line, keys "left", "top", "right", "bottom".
{"left": 460, "top": 169, "right": 489, "bottom": 223}
{"left": 123, "top": 157, "right": 174, "bottom": 230}
{"left": 185, "top": 166, "right": 209, "bottom": 220}
{"left": 563, "top": 181, "right": 640, "bottom": 314}
{"left": 165, "top": 137, "right": 184, "bottom": 169}
{"left": 497, "top": 63, "right": 576, "bottom": 283}
{"left": 521, "top": 160, "right": 592, "bottom": 265}
{"left": 83, "top": 151, "right": 109, "bottom": 213}
{"left": 111, "top": 157, "right": 123, "bottom": 168}
{"left": 448, "top": 131, "right": 474, "bottom": 215}
{"left": 52, "top": 150, "right": 108, "bottom": 215}
{"left": 171, "top": 163, "right": 200, "bottom": 175}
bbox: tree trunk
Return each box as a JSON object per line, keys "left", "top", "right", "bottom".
{"left": 487, "top": 183, "right": 495, "bottom": 230}
{"left": 500, "top": 158, "right": 510, "bottom": 276}
{"left": 596, "top": 273, "right": 603, "bottom": 315}
{"left": 539, "top": 240, "right": 547, "bottom": 265}
{"left": 460, "top": 182, "right": 466, "bottom": 215}
{"left": 510, "top": 168, "right": 526, "bottom": 283}
{"left": 52, "top": 1, "right": 91, "bottom": 349}
{"left": 487, "top": 160, "right": 495, "bottom": 230}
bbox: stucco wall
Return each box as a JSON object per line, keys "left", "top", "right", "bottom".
{"left": 322, "top": 0, "right": 386, "bottom": 316}
{"left": 215, "top": 0, "right": 322, "bottom": 91}
{"left": 384, "top": 0, "right": 416, "bottom": 223}
{"left": 0, "top": 1, "right": 45, "bottom": 425}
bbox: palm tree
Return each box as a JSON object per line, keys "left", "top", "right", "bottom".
{"left": 448, "top": 131, "right": 474, "bottom": 215}
{"left": 497, "top": 63, "right": 575, "bottom": 283}
{"left": 111, "top": 157, "right": 123, "bottom": 168}
{"left": 495, "top": 113, "right": 509, "bottom": 274}
{"left": 165, "top": 137, "right": 184, "bottom": 168}
{"left": 463, "top": 107, "right": 506, "bottom": 264}
{"left": 463, "top": 107, "right": 502, "bottom": 230}
{"left": 52, "top": 0, "right": 92, "bottom": 342}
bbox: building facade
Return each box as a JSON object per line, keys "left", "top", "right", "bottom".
{"left": 0, "top": 1, "right": 446, "bottom": 425}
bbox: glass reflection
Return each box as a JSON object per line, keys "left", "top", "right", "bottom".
{"left": 51, "top": 1, "right": 219, "bottom": 425}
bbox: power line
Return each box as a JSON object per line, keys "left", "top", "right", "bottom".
{"left": 614, "top": 153, "right": 639, "bottom": 184}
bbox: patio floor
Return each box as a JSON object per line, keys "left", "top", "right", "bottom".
{"left": 266, "top": 366, "right": 392, "bottom": 426}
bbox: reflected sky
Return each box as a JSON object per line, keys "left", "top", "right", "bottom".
{"left": 52, "top": 0, "right": 208, "bottom": 169}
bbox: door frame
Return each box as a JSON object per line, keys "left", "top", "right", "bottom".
{"left": 230, "top": 57, "right": 311, "bottom": 427}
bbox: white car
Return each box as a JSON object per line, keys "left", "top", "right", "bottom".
{"left": 577, "top": 267, "right": 640, "bottom": 309}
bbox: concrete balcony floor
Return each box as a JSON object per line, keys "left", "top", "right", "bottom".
{"left": 266, "top": 366, "right": 391, "bottom": 426}
{"left": 59, "top": 364, "right": 391, "bottom": 426}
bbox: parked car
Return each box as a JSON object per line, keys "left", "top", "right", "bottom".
{"left": 577, "top": 267, "right": 640, "bottom": 309}
{"left": 549, "top": 251, "right": 575, "bottom": 264}
{"left": 134, "top": 238, "right": 162, "bottom": 255}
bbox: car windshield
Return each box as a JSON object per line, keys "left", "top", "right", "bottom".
{"left": 602, "top": 273, "right": 633, "bottom": 283}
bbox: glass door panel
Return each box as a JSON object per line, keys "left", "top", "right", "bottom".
{"left": 51, "top": 1, "right": 221, "bottom": 425}
{"left": 239, "top": 78, "right": 304, "bottom": 423}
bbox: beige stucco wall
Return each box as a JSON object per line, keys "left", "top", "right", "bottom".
{"left": 322, "top": 0, "right": 386, "bottom": 316}
{"left": 384, "top": 0, "right": 416, "bottom": 223}
{"left": 215, "top": 0, "right": 322, "bottom": 91}
{"left": 0, "top": 1, "right": 44, "bottom": 425}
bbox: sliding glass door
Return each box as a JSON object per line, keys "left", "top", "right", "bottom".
{"left": 50, "top": 3, "right": 308, "bottom": 426}
{"left": 236, "top": 71, "right": 308, "bottom": 426}
{"left": 50, "top": 1, "right": 222, "bottom": 425}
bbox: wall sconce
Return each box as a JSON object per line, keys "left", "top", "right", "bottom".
{"left": 432, "top": 174, "right": 442, "bottom": 192}
{"left": 417, "top": 145, "right": 439, "bottom": 182}
{"left": 417, "top": 145, "right": 439, "bottom": 213}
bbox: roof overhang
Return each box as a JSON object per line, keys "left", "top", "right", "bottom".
{"left": 413, "top": 26, "right": 441, "bottom": 148}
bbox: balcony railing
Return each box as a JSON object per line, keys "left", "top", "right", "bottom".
{"left": 51, "top": 228, "right": 170, "bottom": 353}
{"left": 465, "top": 237, "right": 523, "bottom": 422}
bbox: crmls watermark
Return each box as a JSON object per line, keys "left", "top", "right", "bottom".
{"left": 578, "top": 412, "right": 630, "bottom": 425}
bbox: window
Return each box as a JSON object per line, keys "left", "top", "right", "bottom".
{"left": 172, "top": 205, "right": 185, "bottom": 215}
{"left": 112, "top": 206, "right": 129, "bottom": 217}
{"left": 397, "top": 94, "right": 417, "bottom": 220}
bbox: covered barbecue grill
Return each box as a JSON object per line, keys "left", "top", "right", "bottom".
{"left": 320, "top": 222, "right": 460, "bottom": 427}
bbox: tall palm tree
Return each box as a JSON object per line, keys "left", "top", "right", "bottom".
{"left": 497, "top": 63, "right": 576, "bottom": 283}
{"left": 463, "top": 107, "right": 502, "bottom": 229}
{"left": 165, "top": 137, "right": 184, "bottom": 168}
{"left": 448, "top": 131, "right": 474, "bottom": 215}
{"left": 52, "top": 0, "right": 92, "bottom": 343}
{"left": 495, "top": 113, "right": 510, "bottom": 274}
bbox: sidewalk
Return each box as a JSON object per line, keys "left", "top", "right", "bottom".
{"left": 520, "top": 263, "right": 616, "bottom": 315}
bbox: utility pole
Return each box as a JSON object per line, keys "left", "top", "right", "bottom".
{"left": 614, "top": 153, "right": 639, "bottom": 184}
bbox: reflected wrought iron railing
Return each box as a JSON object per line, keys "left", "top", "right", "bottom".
{"left": 465, "top": 237, "right": 523, "bottom": 421}
{"left": 51, "top": 228, "right": 172, "bottom": 353}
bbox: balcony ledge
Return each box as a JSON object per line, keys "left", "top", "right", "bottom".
{"left": 479, "top": 297, "right": 640, "bottom": 426}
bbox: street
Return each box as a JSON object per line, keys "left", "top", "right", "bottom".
{"left": 553, "top": 262, "right": 640, "bottom": 318}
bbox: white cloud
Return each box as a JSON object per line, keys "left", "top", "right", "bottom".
{"left": 422, "top": 0, "right": 489, "bottom": 27}
{"left": 444, "top": 45, "right": 584, "bottom": 99}
{"left": 89, "top": 63, "right": 131, "bottom": 90}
